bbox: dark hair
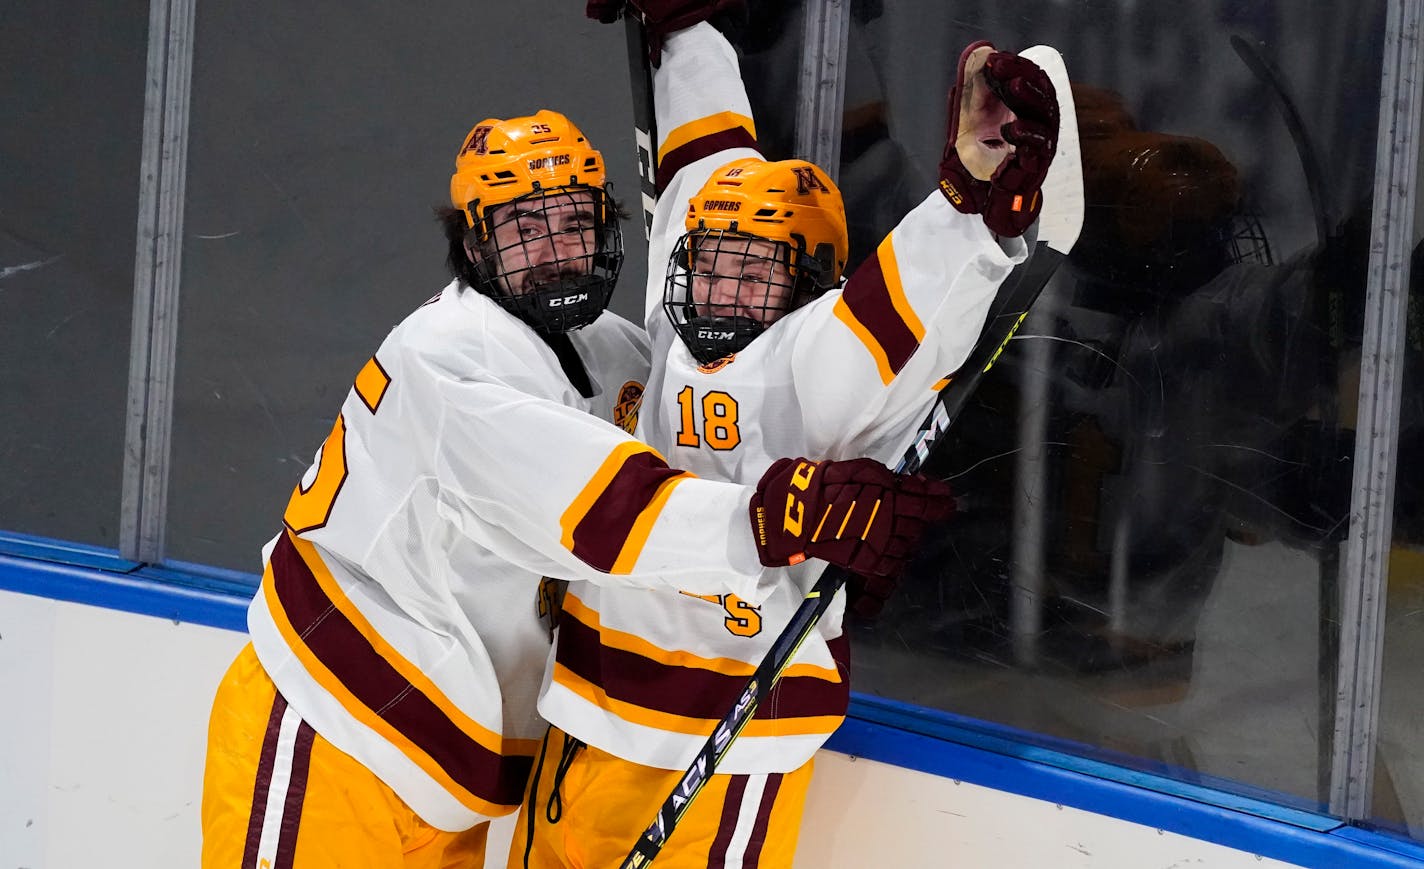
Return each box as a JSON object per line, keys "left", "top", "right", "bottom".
{"left": 436, "top": 205, "right": 482, "bottom": 289}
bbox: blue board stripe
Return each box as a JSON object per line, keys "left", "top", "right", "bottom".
{"left": 0, "top": 550, "right": 248, "bottom": 632}
{"left": 2, "top": 538, "right": 1422, "bottom": 867}
{"left": 826, "top": 717, "right": 1421, "bottom": 868}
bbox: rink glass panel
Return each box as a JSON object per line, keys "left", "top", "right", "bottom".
{"left": 164, "top": 1, "right": 673, "bottom": 570}
{"left": 0, "top": 0, "right": 148, "bottom": 547}
{"left": 1373, "top": 164, "right": 1424, "bottom": 836}
{"left": 841, "top": 0, "right": 1386, "bottom": 813}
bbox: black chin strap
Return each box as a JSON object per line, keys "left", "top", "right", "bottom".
{"left": 537, "top": 330, "right": 595, "bottom": 399}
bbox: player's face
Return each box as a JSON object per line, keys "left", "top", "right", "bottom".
{"left": 689, "top": 236, "right": 795, "bottom": 326}
{"left": 477, "top": 190, "right": 598, "bottom": 295}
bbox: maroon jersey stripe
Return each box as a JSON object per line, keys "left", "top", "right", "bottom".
{"left": 708, "top": 774, "right": 749, "bottom": 865}
{"left": 240, "top": 694, "right": 289, "bottom": 869}
{"left": 742, "top": 772, "right": 784, "bottom": 866}
{"left": 269, "top": 534, "right": 532, "bottom": 808}
{"left": 569, "top": 451, "right": 685, "bottom": 572}
{"left": 840, "top": 249, "right": 921, "bottom": 377}
{"left": 555, "top": 605, "right": 849, "bottom": 723}
{"left": 657, "top": 127, "right": 760, "bottom": 192}
{"left": 272, "top": 720, "right": 316, "bottom": 869}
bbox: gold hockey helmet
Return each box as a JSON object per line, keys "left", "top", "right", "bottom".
{"left": 450, "top": 110, "right": 610, "bottom": 237}
{"left": 684, "top": 157, "right": 849, "bottom": 288}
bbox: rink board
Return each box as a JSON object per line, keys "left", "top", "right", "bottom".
{"left": 2, "top": 540, "right": 1423, "bottom": 868}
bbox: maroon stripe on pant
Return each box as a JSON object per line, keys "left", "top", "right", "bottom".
{"left": 555, "top": 605, "right": 850, "bottom": 723}
{"left": 569, "top": 451, "right": 684, "bottom": 572}
{"left": 657, "top": 128, "right": 760, "bottom": 192}
{"left": 839, "top": 250, "right": 921, "bottom": 377}
{"left": 708, "top": 774, "right": 750, "bottom": 866}
{"left": 742, "top": 773, "right": 784, "bottom": 866}
{"left": 272, "top": 720, "right": 317, "bottom": 869}
{"left": 241, "top": 693, "right": 289, "bottom": 869}
{"left": 270, "top": 533, "right": 532, "bottom": 808}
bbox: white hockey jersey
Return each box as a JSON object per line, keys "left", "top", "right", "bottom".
{"left": 538, "top": 23, "right": 1027, "bottom": 774}
{"left": 246, "top": 281, "right": 778, "bottom": 831}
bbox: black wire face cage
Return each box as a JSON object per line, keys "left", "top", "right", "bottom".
{"left": 1227, "top": 204, "right": 1274, "bottom": 267}
{"left": 471, "top": 184, "right": 624, "bottom": 333}
{"left": 662, "top": 229, "right": 825, "bottom": 365}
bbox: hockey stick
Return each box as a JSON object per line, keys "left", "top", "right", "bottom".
{"left": 1228, "top": 35, "right": 1331, "bottom": 250}
{"left": 625, "top": 11, "right": 658, "bottom": 239}
{"left": 619, "top": 46, "right": 1084, "bottom": 869}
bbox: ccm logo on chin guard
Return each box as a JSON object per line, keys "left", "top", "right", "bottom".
{"left": 548, "top": 293, "right": 590, "bottom": 307}
{"left": 697, "top": 328, "right": 735, "bottom": 340}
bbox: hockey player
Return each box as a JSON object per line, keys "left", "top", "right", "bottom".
{"left": 200, "top": 110, "right": 951, "bottom": 868}
{"left": 504, "top": 6, "right": 1061, "bottom": 867}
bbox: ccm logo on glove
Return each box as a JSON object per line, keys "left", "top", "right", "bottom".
{"left": 750, "top": 457, "right": 955, "bottom": 579}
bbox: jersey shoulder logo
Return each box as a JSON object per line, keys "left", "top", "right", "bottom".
{"left": 613, "top": 380, "right": 644, "bottom": 434}
{"left": 697, "top": 355, "right": 735, "bottom": 374}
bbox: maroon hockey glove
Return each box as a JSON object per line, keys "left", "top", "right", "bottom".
{"left": 587, "top": 0, "right": 746, "bottom": 65}
{"left": 749, "top": 458, "right": 955, "bottom": 579}
{"left": 845, "top": 571, "right": 901, "bottom": 621}
{"left": 586, "top": 0, "right": 624, "bottom": 23}
{"left": 938, "top": 42, "right": 1059, "bottom": 238}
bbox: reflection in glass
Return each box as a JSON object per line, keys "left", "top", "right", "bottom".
{"left": 164, "top": 2, "right": 654, "bottom": 570}
{"left": 1374, "top": 239, "right": 1424, "bottom": 837}
{"left": 0, "top": 1, "right": 149, "bottom": 547}
{"left": 842, "top": 0, "right": 1387, "bottom": 814}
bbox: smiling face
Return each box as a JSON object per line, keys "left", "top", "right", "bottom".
{"left": 466, "top": 189, "right": 598, "bottom": 296}
{"left": 688, "top": 234, "right": 796, "bottom": 326}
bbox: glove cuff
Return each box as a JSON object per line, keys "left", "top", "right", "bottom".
{"left": 938, "top": 153, "right": 990, "bottom": 215}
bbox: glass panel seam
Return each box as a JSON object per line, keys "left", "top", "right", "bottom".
{"left": 121, "top": 0, "right": 196, "bottom": 564}
{"left": 1329, "top": 0, "right": 1424, "bottom": 820}
{"left": 794, "top": 0, "right": 851, "bottom": 181}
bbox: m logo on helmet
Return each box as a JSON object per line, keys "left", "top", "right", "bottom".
{"left": 462, "top": 125, "right": 493, "bottom": 156}
{"left": 792, "top": 167, "right": 828, "bottom": 195}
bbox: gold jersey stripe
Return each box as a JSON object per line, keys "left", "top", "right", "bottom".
{"left": 552, "top": 662, "right": 844, "bottom": 739}
{"left": 562, "top": 592, "right": 840, "bottom": 682}
{"left": 833, "top": 297, "right": 895, "bottom": 385}
{"left": 263, "top": 534, "right": 536, "bottom": 812}
{"left": 610, "top": 471, "right": 695, "bottom": 574}
{"left": 559, "top": 440, "right": 660, "bottom": 551}
{"left": 658, "top": 111, "right": 756, "bottom": 166}
{"left": 877, "top": 234, "right": 925, "bottom": 343}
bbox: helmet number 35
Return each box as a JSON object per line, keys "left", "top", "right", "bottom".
{"left": 675, "top": 386, "right": 741, "bottom": 451}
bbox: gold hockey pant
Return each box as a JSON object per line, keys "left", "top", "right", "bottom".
{"left": 506, "top": 726, "right": 812, "bottom": 869}
{"left": 201, "top": 643, "right": 489, "bottom": 868}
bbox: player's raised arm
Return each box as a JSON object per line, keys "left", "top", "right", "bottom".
{"left": 790, "top": 43, "right": 1061, "bottom": 453}
{"left": 589, "top": 2, "right": 761, "bottom": 323}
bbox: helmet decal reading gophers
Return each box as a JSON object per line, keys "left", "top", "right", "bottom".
{"left": 527, "top": 154, "right": 572, "bottom": 172}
